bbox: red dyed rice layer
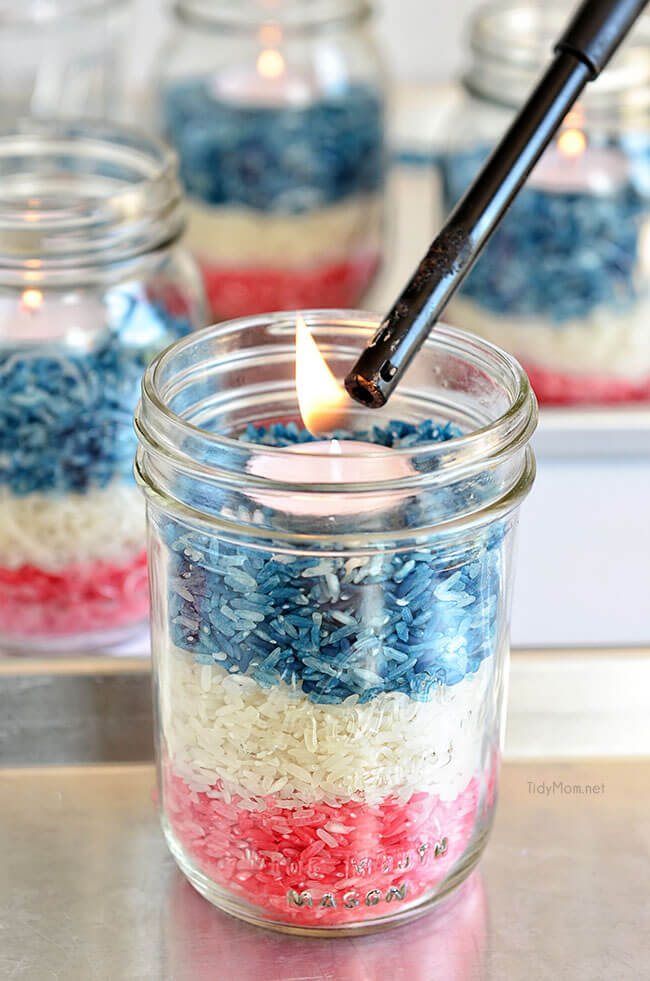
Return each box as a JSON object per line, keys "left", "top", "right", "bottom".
{"left": 525, "top": 362, "right": 650, "bottom": 405}
{"left": 0, "top": 549, "right": 149, "bottom": 637}
{"left": 199, "top": 252, "right": 381, "bottom": 320}
{"left": 164, "top": 764, "right": 496, "bottom": 925}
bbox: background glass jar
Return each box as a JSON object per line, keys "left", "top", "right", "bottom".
{"left": 434, "top": 1, "right": 650, "bottom": 406}
{"left": 0, "top": 1, "right": 129, "bottom": 123}
{"left": 155, "top": 0, "right": 387, "bottom": 321}
{"left": 0, "top": 120, "right": 205, "bottom": 654}
{"left": 135, "top": 311, "right": 536, "bottom": 933}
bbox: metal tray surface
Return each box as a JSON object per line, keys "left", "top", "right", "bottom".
{"left": 1, "top": 759, "right": 646, "bottom": 981}
{"left": 0, "top": 650, "right": 648, "bottom": 979}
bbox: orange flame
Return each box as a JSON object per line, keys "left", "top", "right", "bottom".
{"left": 295, "top": 315, "right": 349, "bottom": 436}
{"left": 21, "top": 288, "right": 43, "bottom": 312}
{"left": 558, "top": 128, "right": 587, "bottom": 158}
{"left": 256, "top": 48, "right": 285, "bottom": 80}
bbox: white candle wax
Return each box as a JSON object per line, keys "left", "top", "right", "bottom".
{"left": 211, "top": 52, "right": 317, "bottom": 108}
{"left": 0, "top": 290, "right": 106, "bottom": 347}
{"left": 529, "top": 138, "right": 629, "bottom": 195}
{"left": 248, "top": 438, "right": 413, "bottom": 516}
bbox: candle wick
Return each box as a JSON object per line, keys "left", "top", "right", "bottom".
{"left": 329, "top": 438, "right": 344, "bottom": 484}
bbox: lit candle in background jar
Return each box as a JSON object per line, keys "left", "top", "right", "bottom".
{"left": 440, "top": 108, "right": 649, "bottom": 405}
{"left": 0, "top": 121, "right": 201, "bottom": 653}
{"left": 529, "top": 126, "right": 629, "bottom": 194}
{"left": 160, "top": 4, "right": 386, "bottom": 322}
{"left": 212, "top": 35, "right": 317, "bottom": 108}
{"left": 0, "top": 287, "right": 106, "bottom": 346}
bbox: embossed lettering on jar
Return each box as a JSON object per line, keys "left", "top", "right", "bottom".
{"left": 135, "top": 311, "right": 536, "bottom": 933}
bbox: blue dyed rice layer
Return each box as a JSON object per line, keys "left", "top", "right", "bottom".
{"left": 163, "top": 420, "right": 506, "bottom": 705}
{"left": 0, "top": 295, "right": 191, "bottom": 496}
{"left": 162, "top": 80, "right": 385, "bottom": 212}
{"left": 436, "top": 145, "right": 644, "bottom": 322}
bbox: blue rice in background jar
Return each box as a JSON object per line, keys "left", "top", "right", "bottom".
{"left": 156, "top": 0, "right": 387, "bottom": 320}
{"left": 0, "top": 120, "right": 205, "bottom": 654}
{"left": 433, "top": 0, "right": 650, "bottom": 405}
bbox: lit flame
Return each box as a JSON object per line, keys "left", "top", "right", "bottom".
{"left": 558, "top": 128, "right": 587, "bottom": 158}
{"left": 295, "top": 315, "right": 349, "bottom": 436}
{"left": 21, "top": 288, "right": 43, "bottom": 312}
{"left": 256, "top": 48, "right": 285, "bottom": 80}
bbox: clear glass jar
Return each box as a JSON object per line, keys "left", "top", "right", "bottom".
{"left": 0, "top": 120, "right": 205, "bottom": 654}
{"left": 0, "top": 1, "right": 129, "bottom": 122}
{"left": 434, "top": 1, "right": 650, "bottom": 405}
{"left": 135, "top": 310, "right": 536, "bottom": 933}
{"left": 155, "top": 0, "right": 387, "bottom": 321}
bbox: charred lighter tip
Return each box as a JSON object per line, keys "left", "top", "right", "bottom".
{"left": 344, "top": 371, "right": 387, "bottom": 409}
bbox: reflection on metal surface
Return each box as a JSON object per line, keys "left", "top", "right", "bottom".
{"left": 163, "top": 868, "right": 488, "bottom": 980}
{"left": 2, "top": 761, "right": 649, "bottom": 979}
{"left": 0, "top": 657, "right": 152, "bottom": 766}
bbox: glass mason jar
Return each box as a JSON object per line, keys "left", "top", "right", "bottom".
{"left": 0, "top": 120, "right": 205, "bottom": 654}
{"left": 135, "top": 310, "right": 536, "bottom": 933}
{"left": 155, "top": 0, "right": 387, "bottom": 321}
{"left": 0, "top": 0, "right": 129, "bottom": 123}
{"left": 434, "top": 1, "right": 650, "bottom": 405}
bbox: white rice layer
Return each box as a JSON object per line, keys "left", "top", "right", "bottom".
{"left": 186, "top": 193, "right": 383, "bottom": 267}
{"left": 161, "top": 645, "right": 495, "bottom": 809}
{"left": 0, "top": 481, "right": 145, "bottom": 571}
{"left": 449, "top": 295, "right": 650, "bottom": 378}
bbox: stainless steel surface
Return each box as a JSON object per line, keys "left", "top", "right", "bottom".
{"left": 2, "top": 759, "right": 647, "bottom": 980}
{"left": 0, "top": 658, "right": 152, "bottom": 766}
{"left": 1, "top": 651, "right": 648, "bottom": 978}
{"left": 534, "top": 405, "right": 650, "bottom": 458}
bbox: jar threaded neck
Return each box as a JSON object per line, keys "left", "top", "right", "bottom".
{"left": 0, "top": 120, "right": 185, "bottom": 281}
{"left": 467, "top": 0, "right": 650, "bottom": 111}
{"left": 174, "top": 0, "right": 371, "bottom": 34}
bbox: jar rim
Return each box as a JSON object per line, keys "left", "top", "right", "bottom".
{"left": 174, "top": 0, "right": 372, "bottom": 34}
{"left": 467, "top": 0, "right": 650, "bottom": 110}
{"left": 0, "top": 0, "right": 127, "bottom": 25}
{"left": 0, "top": 119, "right": 185, "bottom": 279}
{"left": 135, "top": 310, "right": 537, "bottom": 543}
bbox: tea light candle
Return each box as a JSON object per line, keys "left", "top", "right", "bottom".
{"left": 529, "top": 128, "right": 629, "bottom": 194}
{"left": 250, "top": 438, "right": 414, "bottom": 516}
{"left": 212, "top": 48, "right": 317, "bottom": 108}
{"left": 0, "top": 288, "right": 106, "bottom": 346}
{"left": 249, "top": 319, "right": 413, "bottom": 514}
